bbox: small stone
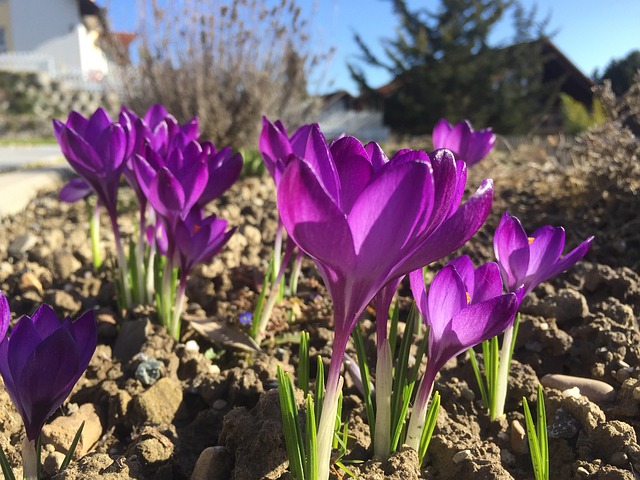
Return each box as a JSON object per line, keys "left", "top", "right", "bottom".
{"left": 52, "top": 249, "right": 81, "bottom": 280}
{"left": 213, "top": 399, "right": 227, "bottom": 410}
{"left": 135, "top": 359, "right": 164, "bottom": 386}
{"left": 510, "top": 419, "right": 527, "bottom": 454}
{"left": 113, "top": 318, "right": 153, "bottom": 362}
{"left": 42, "top": 451, "right": 66, "bottom": 476}
{"left": 41, "top": 403, "right": 103, "bottom": 458}
{"left": 541, "top": 374, "right": 616, "bottom": 403}
{"left": 185, "top": 340, "right": 200, "bottom": 352}
{"left": 562, "top": 387, "right": 581, "bottom": 398}
{"left": 452, "top": 449, "right": 472, "bottom": 464}
{"left": 130, "top": 377, "right": 183, "bottom": 425}
{"left": 8, "top": 234, "right": 38, "bottom": 259}
{"left": 500, "top": 449, "right": 516, "bottom": 466}
{"left": 45, "top": 290, "right": 82, "bottom": 313}
{"left": 18, "top": 271, "right": 43, "bottom": 296}
{"left": 191, "top": 446, "right": 232, "bottom": 480}
{"left": 548, "top": 408, "right": 581, "bottom": 439}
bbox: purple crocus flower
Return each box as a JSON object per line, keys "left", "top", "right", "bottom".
{"left": 494, "top": 211, "right": 594, "bottom": 296}
{"left": 432, "top": 118, "right": 496, "bottom": 166}
{"left": 405, "top": 257, "right": 519, "bottom": 449}
{"left": 53, "top": 108, "right": 127, "bottom": 221}
{"left": 134, "top": 140, "right": 209, "bottom": 223}
{"left": 277, "top": 125, "right": 494, "bottom": 479}
{"left": 259, "top": 117, "right": 295, "bottom": 186}
{"left": 174, "top": 207, "right": 235, "bottom": 275}
{"left": 0, "top": 293, "right": 97, "bottom": 442}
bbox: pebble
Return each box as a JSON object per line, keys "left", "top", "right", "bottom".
{"left": 212, "top": 399, "right": 227, "bottom": 410}
{"left": 185, "top": 340, "right": 200, "bottom": 352}
{"left": 8, "top": 233, "right": 38, "bottom": 258}
{"left": 191, "top": 446, "right": 232, "bottom": 480}
{"left": 452, "top": 449, "right": 472, "bottom": 464}
{"left": 18, "top": 271, "right": 43, "bottom": 296}
{"left": 41, "top": 403, "right": 103, "bottom": 458}
{"left": 135, "top": 358, "right": 164, "bottom": 386}
{"left": 541, "top": 374, "right": 616, "bottom": 403}
{"left": 510, "top": 419, "right": 527, "bottom": 454}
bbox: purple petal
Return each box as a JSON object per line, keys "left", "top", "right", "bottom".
{"left": 30, "top": 304, "right": 64, "bottom": 339}
{"left": 364, "top": 142, "right": 389, "bottom": 171}
{"left": 534, "top": 236, "right": 594, "bottom": 289}
{"left": 526, "top": 226, "right": 565, "bottom": 278}
{"left": 425, "top": 265, "right": 468, "bottom": 341}
{"left": 290, "top": 124, "right": 340, "bottom": 203}
{"left": 348, "top": 162, "right": 432, "bottom": 266}
{"left": 0, "top": 293, "right": 9, "bottom": 339}
{"left": 151, "top": 168, "right": 186, "bottom": 216}
{"left": 399, "top": 179, "right": 494, "bottom": 273}
{"left": 86, "top": 108, "right": 113, "bottom": 144}
{"left": 331, "top": 138, "right": 373, "bottom": 214}
{"left": 57, "top": 126, "right": 103, "bottom": 176}
{"left": 133, "top": 154, "right": 156, "bottom": 200}
{"left": 59, "top": 177, "right": 93, "bottom": 202}
{"left": 494, "top": 211, "right": 530, "bottom": 291}
{"left": 67, "top": 310, "right": 97, "bottom": 369}
{"left": 260, "top": 117, "right": 293, "bottom": 180}
{"left": 144, "top": 104, "right": 169, "bottom": 129}
{"left": 431, "top": 119, "right": 453, "bottom": 150}
{"left": 472, "top": 262, "right": 504, "bottom": 303}
{"left": 278, "top": 160, "right": 356, "bottom": 273}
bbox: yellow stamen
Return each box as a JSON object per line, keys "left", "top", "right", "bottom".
{"left": 465, "top": 292, "right": 471, "bottom": 305}
{"left": 528, "top": 237, "right": 535, "bottom": 245}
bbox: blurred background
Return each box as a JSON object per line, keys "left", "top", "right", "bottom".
{"left": 0, "top": 0, "right": 638, "bottom": 148}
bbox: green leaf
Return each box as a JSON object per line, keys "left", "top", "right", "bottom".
{"left": 418, "top": 391, "right": 440, "bottom": 464}
{"left": 305, "top": 394, "right": 318, "bottom": 480}
{"left": 0, "top": 444, "right": 16, "bottom": 480}
{"left": 60, "top": 421, "right": 85, "bottom": 472}
{"left": 298, "top": 331, "right": 310, "bottom": 395}
{"left": 277, "top": 367, "right": 305, "bottom": 480}
{"left": 352, "top": 325, "right": 375, "bottom": 439}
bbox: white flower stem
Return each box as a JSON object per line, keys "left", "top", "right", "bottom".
{"left": 405, "top": 369, "right": 433, "bottom": 452}
{"left": 21, "top": 438, "right": 37, "bottom": 480}
{"left": 317, "top": 373, "right": 344, "bottom": 480}
{"left": 374, "top": 339, "right": 393, "bottom": 460}
{"left": 494, "top": 323, "right": 515, "bottom": 419}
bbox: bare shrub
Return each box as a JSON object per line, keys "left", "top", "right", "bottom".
{"left": 117, "top": 0, "right": 329, "bottom": 148}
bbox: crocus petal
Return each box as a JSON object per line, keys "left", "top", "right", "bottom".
{"left": 399, "top": 178, "right": 494, "bottom": 273}
{"left": 533, "top": 236, "right": 594, "bottom": 288}
{"left": 19, "top": 328, "right": 80, "bottom": 440}
{"left": 434, "top": 293, "right": 518, "bottom": 368}
{"left": 30, "top": 304, "right": 64, "bottom": 339}
{"left": 431, "top": 119, "right": 453, "bottom": 150}
{"left": 494, "top": 212, "right": 531, "bottom": 290}
{"left": 425, "top": 265, "right": 468, "bottom": 340}
{"left": 86, "top": 108, "right": 113, "bottom": 144}
{"left": 59, "top": 177, "right": 93, "bottom": 203}
{"left": 144, "top": 104, "right": 169, "bottom": 129}
{"left": 525, "top": 226, "right": 565, "bottom": 279}
{"left": 331, "top": 138, "right": 373, "bottom": 214}
{"left": 0, "top": 294, "right": 9, "bottom": 339}
{"left": 290, "top": 124, "right": 340, "bottom": 203}
{"left": 472, "top": 262, "right": 504, "bottom": 303}
{"left": 364, "top": 141, "right": 389, "bottom": 171}
{"left": 57, "top": 125, "right": 103, "bottom": 175}
{"left": 278, "top": 160, "right": 356, "bottom": 273}
{"left": 67, "top": 310, "right": 98, "bottom": 368}
{"left": 151, "top": 168, "right": 186, "bottom": 216}
{"left": 348, "top": 161, "right": 432, "bottom": 265}
{"left": 95, "top": 124, "right": 127, "bottom": 174}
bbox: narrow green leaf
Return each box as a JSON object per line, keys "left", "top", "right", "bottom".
{"left": 251, "top": 256, "right": 274, "bottom": 339}
{"left": 315, "top": 356, "right": 324, "bottom": 427}
{"left": 523, "top": 395, "right": 542, "bottom": 480}
{"left": 0, "top": 445, "right": 16, "bottom": 480}
{"left": 305, "top": 394, "right": 318, "bottom": 480}
{"left": 299, "top": 331, "right": 310, "bottom": 395}
{"left": 388, "top": 299, "right": 400, "bottom": 358}
{"left": 537, "top": 384, "right": 549, "bottom": 480}
{"left": 468, "top": 346, "right": 489, "bottom": 408}
{"left": 418, "top": 391, "right": 440, "bottom": 464}
{"left": 60, "top": 421, "right": 85, "bottom": 472}
{"left": 352, "top": 325, "right": 375, "bottom": 439}
{"left": 277, "top": 367, "right": 305, "bottom": 480}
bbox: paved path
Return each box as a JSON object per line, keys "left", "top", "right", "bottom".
{"left": 0, "top": 145, "right": 72, "bottom": 217}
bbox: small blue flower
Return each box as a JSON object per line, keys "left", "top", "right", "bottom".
{"left": 239, "top": 311, "right": 253, "bottom": 326}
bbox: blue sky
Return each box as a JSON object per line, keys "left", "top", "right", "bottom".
{"left": 106, "top": 0, "right": 640, "bottom": 95}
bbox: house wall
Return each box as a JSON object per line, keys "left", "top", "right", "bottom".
{"left": 0, "top": 0, "right": 13, "bottom": 52}
{"left": 6, "top": 0, "right": 108, "bottom": 76}
{"left": 9, "top": 0, "right": 80, "bottom": 51}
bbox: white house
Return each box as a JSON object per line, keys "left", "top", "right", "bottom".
{"left": 0, "top": 0, "right": 110, "bottom": 81}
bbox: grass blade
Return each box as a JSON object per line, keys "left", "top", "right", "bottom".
{"left": 60, "top": 421, "right": 85, "bottom": 472}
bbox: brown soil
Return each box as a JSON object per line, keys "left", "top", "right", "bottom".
{"left": 0, "top": 81, "right": 639, "bottom": 479}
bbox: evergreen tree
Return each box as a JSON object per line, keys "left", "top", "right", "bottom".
{"left": 598, "top": 50, "right": 640, "bottom": 96}
{"left": 349, "top": 0, "right": 553, "bottom": 134}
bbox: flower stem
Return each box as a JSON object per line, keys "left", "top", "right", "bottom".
{"left": 288, "top": 249, "right": 303, "bottom": 295}
{"left": 21, "top": 438, "right": 37, "bottom": 480}
{"left": 88, "top": 199, "right": 102, "bottom": 270}
{"left": 374, "top": 339, "right": 393, "bottom": 460}
{"left": 108, "top": 211, "right": 132, "bottom": 309}
{"left": 405, "top": 369, "right": 434, "bottom": 452}
{"left": 494, "top": 323, "right": 515, "bottom": 418}
{"left": 170, "top": 274, "right": 187, "bottom": 340}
